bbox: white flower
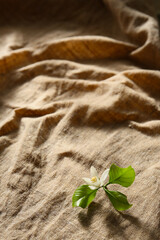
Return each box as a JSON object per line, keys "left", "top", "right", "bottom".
{"left": 83, "top": 166, "right": 109, "bottom": 189}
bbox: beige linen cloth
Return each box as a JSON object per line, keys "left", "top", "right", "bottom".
{"left": 0, "top": 0, "right": 160, "bottom": 239}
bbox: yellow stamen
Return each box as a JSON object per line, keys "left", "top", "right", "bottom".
{"left": 91, "top": 176, "right": 97, "bottom": 182}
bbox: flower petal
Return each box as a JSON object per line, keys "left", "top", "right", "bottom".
{"left": 100, "top": 168, "right": 109, "bottom": 186}
{"left": 93, "top": 177, "right": 101, "bottom": 187}
{"left": 90, "top": 166, "right": 98, "bottom": 178}
{"left": 82, "top": 178, "right": 94, "bottom": 185}
{"left": 83, "top": 177, "right": 101, "bottom": 187}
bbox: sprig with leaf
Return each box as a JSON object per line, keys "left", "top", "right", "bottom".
{"left": 72, "top": 164, "right": 135, "bottom": 211}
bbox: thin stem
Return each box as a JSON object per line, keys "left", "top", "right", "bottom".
{"left": 98, "top": 186, "right": 103, "bottom": 190}
{"left": 98, "top": 182, "right": 110, "bottom": 190}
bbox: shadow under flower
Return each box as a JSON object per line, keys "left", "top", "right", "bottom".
{"left": 78, "top": 204, "right": 159, "bottom": 240}
{"left": 105, "top": 211, "right": 159, "bottom": 240}
{"left": 78, "top": 201, "right": 102, "bottom": 228}
{"left": 105, "top": 211, "right": 128, "bottom": 240}
{"left": 119, "top": 212, "right": 160, "bottom": 240}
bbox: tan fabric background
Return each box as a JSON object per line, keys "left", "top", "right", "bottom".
{"left": 0, "top": 0, "right": 160, "bottom": 239}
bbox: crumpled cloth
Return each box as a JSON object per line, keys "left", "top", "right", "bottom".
{"left": 0, "top": 0, "right": 159, "bottom": 239}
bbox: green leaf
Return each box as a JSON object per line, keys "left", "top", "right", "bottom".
{"left": 109, "top": 164, "right": 135, "bottom": 187}
{"left": 104, "top": 188, "right": 132, "bottom": 211}
{"left": 72, "top": 185, "right": 98, "bottom": 208}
